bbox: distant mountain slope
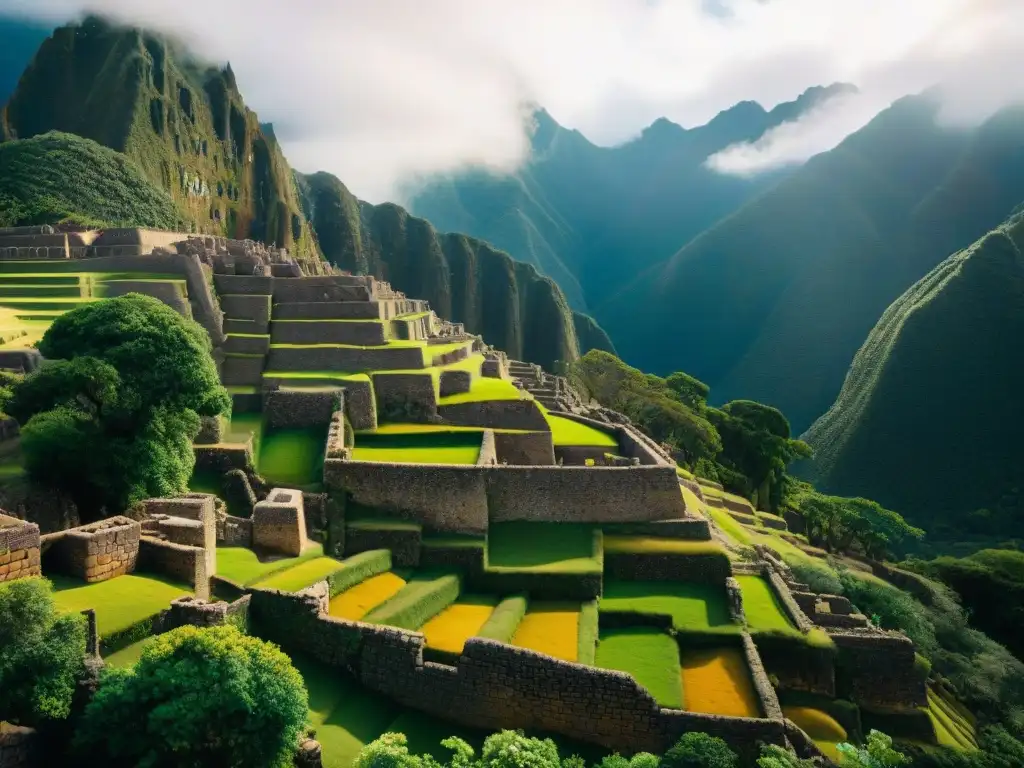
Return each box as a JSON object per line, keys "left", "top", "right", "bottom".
{"left": 802, "top": 209, "right": 1024, "bottom": 539}
{"left": 0, "top": 130, "right": 182, "bottom": 229}
{"left": 408, "top": 86, "right": 852, "bottom": 311}
{"left": 0, "top": 15, "right": 319, "bottom": 257}
{"left": 602, "top": 95, "right": 1024, "bottom": 432}
{"left": 297, "top": 171, "right": 614, "bottom": 370}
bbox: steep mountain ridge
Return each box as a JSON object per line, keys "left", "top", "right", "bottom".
{"left": 1, "top": 15, "right": 320, "bottom": 257}
{"left": 802, "top": 208, "right": 1024, "bottom": 540}
{"left": 298, "top": 171, "right": 614, "bottom": 370}
{"left": 408, "top": 84, "right": 853, "bottom": 311}
{"left": 602, "top": 95, "right": 1024, "bottom": 432}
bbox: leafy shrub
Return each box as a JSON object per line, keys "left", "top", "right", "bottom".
{"left": 74, "top": 624, "right": 308, "bottom": 768}
{"left": 480, "top": 730, "right": 561, "bottom": 768}
{"left": 8, "top": 294, "right": 230, "bottom": 519}
{"left": 756, "top": 745, "right": 816, "bottom": 768}
{"left": 836, "top": 730, "right": 909, "bottom": 767}
{"left": 660, "top": 732, "right": 738, "bottom": 768}
{"left": 0, "top": 577, "right": 86, "bottom": 725}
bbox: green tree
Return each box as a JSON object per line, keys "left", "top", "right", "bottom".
{"left": 0, "top": 576, "right": 87, "bottom": 726}
{"left": 660, "top": 732, "right": 738, "bottom": 768}
{"left": 756, "top": 745, "right": 816, "bottom": 768}
{"left": 836, "top": 731, "right": 908, "bottom": 767}
{"left": 74, "top": 624, "right": 308, "bottom": 768}
{"left": 8, "top": 294, "right": 230, "bottom": 520}
{"left": 793, "top": 488, "right": 923, "bottom": 560}
{"left": 480, "top": 730, "right": 561, "bottom": 768}
{"left": 354, "top": 732, "right": 441, "bottom": 768}
{"left": 665, "top": 371, "right": 710, "bottom": 411}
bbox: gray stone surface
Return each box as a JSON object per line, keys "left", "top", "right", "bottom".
{"left": 264, "top": 388, "right": 342, "bottom": 429}
{"left": 493, "top": 431, "right": 556, "bottom": 465}
{"left": 253, "top": 489, "right": 307, "bottom": 556}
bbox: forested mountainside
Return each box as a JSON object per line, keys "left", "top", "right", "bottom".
{"left": 0, "top": 16, "right": 320, "bottom": 257}
{"left": 408, "top": 85, "right": 853, "bottom": 311}
{"left": 802, "top": 208, "right": 1024, "bottom": 542}
{"left": 297, "top": 171, "right": 613, "bottom": 369}
{"left": 603, "top": 96, "right": 1024, "bottom": 432}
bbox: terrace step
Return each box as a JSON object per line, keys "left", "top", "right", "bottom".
{"left": 270, "top": 318, "right": 387, "bottom": 346}
{"left": 0, "top": 284, "right": 82, "bottom": 298}
{"left": 224, "top": 334, "right": 271, "bottom": 355}
{"left": 220, "top": 355, "right": 266, "bottom": 385}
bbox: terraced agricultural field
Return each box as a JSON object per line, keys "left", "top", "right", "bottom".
{"left": 680, "top": 646, "right": 761, "bottom": 718}
{"left": 215, "top": 543, "right": 326, "bottom": 586}
{"left": 599, "top": 580, "right": 736, "bottom": 634}
{"left": 512, "top": 601, "right": 581, "bottom": 661}
{"left": 329, "top": 572, "right": 409, "bottom": 621}
{"left": 49, "top": 573, "right": 190, "bottom": 638}
{"left": 258, "top": 426, "right": 327, "bottom": 487}
{"left": 735, "top": 575, "right": 797, "bottom": 633}
{"left": 253, "top": 556, "right": 347, "bottom": 592}
{"left": 544, "top": 413, "right": 617, "bottom": 447}
{"left": 350, "top": 431, "right": 482, "bottom": 465}
{"left": 783, "top": 706, "right": 848, "bottom": 761}
{"left": 594, "top": 627, "right": 683, "bottom": 707}
{"left": 487, "top": 522, "right": 601, "bottom": 574}
{"left": 438, "top": 375, "right": 523, "bottom": 405}
{"left": 420, "top": 595, "right": 499, "bottom": 656}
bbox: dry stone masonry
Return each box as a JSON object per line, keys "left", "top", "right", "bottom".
{"left": 0, "top": 514, "right": 40, "bottom": 582}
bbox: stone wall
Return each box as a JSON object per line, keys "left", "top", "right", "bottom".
{"left": 345, "top": 526, "right": 421, "bottom": 568}
{"left": 0, "top": 514, "right": 40, "bottom": 583}
{"left": 741, "top": 633, "right": 784, "bottom": 720}
{"left": 218, "top": 514, "right": 253, "bottom": 547}
{"left": 372, "top": 373, "right": 437, "bottom": 422}
{"left": 833, "top": 631, "right": 928, "bottom": 708}
{"left": 141, "top": 496, "right": 217, "bottom": 581}
{"left": 765, "top": 569, "right": 814, "bottom": 632}
{"left": 266, "top": 345, "right": 425, "bottom": 373}
{"left": 194, "top": 440, "right": 254, "bottom": 473}
{"left": 439, "top": 399, "right": 549, "bottom": 431}
{"left": 477, "top": 430, "right": 497, "bottom": 466}
{"left": 272, "top": 319, "right": 387, "bottom": 346}
{"left": 493, "top": 431, "right": 556, "bottom": 466}
{"left": 161, "top": 594, "right": 251, "bottom": 631}
{"left": 438, "top": 369, "right": 472, "bottom": 398}
{"left": 754, "top": 634, "right": 837, "bottom": 697}
{"left": 249, "top": 589, "right": 786, "bottom": 759}
{"left": 138, "top": 538, "right": 209, "bottom": 599}
{"left": 40, "top": 517, "right": 140, "bottom": 582}
{"left": 274, "top": 301, "right": 385, "bottom": 320}
{"left": 0, "top": 724, "right": 37, "bottom": 768}
{"left": 603, "top": 551, "right": 731, "bottom": 584}
{"left": 264, "top": 388, "right": 342, "bottom": 429}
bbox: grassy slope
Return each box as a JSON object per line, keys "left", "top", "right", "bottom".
{"left": 49, "top": 573, "right": 190, "bottom": 636}
{"left": 216, "top": 544, "right": 325, "bottom": 586}
{"left": 487, "top": 522, "right": 601, "bottom": 573}
{"left": 599, "top": 579, "right": 735, "bottom": 633}
{"left": 595, "top": 627, "right": 683, "bottom": 707}
{"left": 602, "top": 97, "right": 1024, "bottom": 433}
{"left": 803, "top": 210, "right": 1024, "bottom": 539}
{"left": 0, "top": 131, "right": 181, "bottom": 228}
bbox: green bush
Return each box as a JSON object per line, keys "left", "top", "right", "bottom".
{"left": 836, "top": 730, "right": 909, "bottom": 767}
{"left": 74, "top": 625, "right": 308, "bottom": 768}
{"left": 480, "top": 730, "right": 561, "bottom": 768}
{"left": 8, "top": 294, "right": 230, "bottom": 519}
{"left": 362, "top": 572, "right": 461, "bottom": 630}
{"left": 660, "top": 732, "right": 738, "bottom": 768}
{"left": 327, "top": 549, "right": 392, "bottom": 598}
{"left": 756, "top": 745, "right": 817, "bottom": 768}
{"left": 0, "top": 576, "right": 87, "bottom": 725}
{"left": 476, "top": 594, "right": 528, "bottom": 642}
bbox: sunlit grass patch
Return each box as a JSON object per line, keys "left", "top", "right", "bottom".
{"left": 216, "top": 543, "right": 325, "bottom": 586}
{"left": 487, "top": 522, "right": 601, "bottom": 574}
{"left": 512, "top": 602, "right": 580, "bottom": 661}
{"left": 253, "top": 556, "right": 347, "bottom": 592}
{"left": 784, "top": 706, "right": 847, "bottom": 761}
{"left": 259, "top": 426, "right": 326, "bottom": 487}
{"left": 350, "top": 431, "right": 481, "bottom": 465}
{"left": 49, "top": 573, "right": 190, "bottom": 638}
{"left": 735, "top": 575, "right": 796, "bottom": 633}
{"left": 595, "top": 627, "right": 683, "bottom": 707}
{"left": 545, "top": 414, "right": 617, "bottom": 447}
{"left": 420, "top": 595, "right": 498, "bottom": 654}
{"left": 603, "top": 535, "right": 725, "bottom": 556}
{"left": 680, "top": 646, "right": 761, "bottom": 718}
{"left": 599, "top": 580, "right": 736, "bottom": 632}
{"left": 438, "top": 375, "right": 523, "bottom": 405}
{"left": 328, "top": 572, "right": 408, "bottom": 621}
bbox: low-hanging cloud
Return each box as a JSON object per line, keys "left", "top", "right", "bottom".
{"left": 3, "top": 0, "right": 1024, "bottom": 200}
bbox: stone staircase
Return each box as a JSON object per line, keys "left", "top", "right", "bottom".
{"left": 507, "top": 360, "right": 581, "bottom": 412}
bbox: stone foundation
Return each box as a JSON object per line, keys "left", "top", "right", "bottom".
{"left": 138, "top": 537, "right": 209, "bottom": 599}
{"left": 493, "top": 431, "right": 556, "bottom": 465}
{"left": 253, "top": 489, "right": 307, "bottom": 556}
{"left": 40, "top": 517, "right": 140, "bottom": 583}
{"left": 264, "top": 388, "right": 342, "bottom": 429}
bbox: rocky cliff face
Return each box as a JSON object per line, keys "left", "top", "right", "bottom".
{"left": 0, "top": 16, "right": 319, "bottom": 258}
{"left": 298, "top": 171, "right": 611, "bottom": 370}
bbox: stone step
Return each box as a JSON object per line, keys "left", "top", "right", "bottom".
{"left": 270, "top": 319, "right": 387, "bottom": 346}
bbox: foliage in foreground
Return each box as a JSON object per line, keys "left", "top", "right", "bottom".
{"left": 0, "top": 576, "right": 86, "bottom": 726}
{"left": 75, "top": 624, "right": 308, "bottom": 768}
{"left": 7, "top": 294, "right": 230, "bottom": 519}
{"left": 0, "top": 131, "right": 182, "bottom": 229}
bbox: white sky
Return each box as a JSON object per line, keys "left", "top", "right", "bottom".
{"left": 4, "top": 0, "right": 1024, "bottom": 202}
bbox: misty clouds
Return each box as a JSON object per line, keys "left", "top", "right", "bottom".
{"left": 2, "top": 0, "right": 1023, "bottom": 201}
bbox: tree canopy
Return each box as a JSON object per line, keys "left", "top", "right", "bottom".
{"left": 7, "top": 294, "right": 229, "bottom": 519}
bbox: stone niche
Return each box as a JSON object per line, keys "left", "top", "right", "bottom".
{"left": 41, "top": 516, "right": 141, "bottom": 583}
{"left": 0, "top": 513, "right": 41, "bottom": 582}
{"left": 253, "top": 489, "right": 307, "bottom": 556}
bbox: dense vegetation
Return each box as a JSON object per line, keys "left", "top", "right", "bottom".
{"left": 297, "top": 170, "right": 614, "bottom": 371}
{"left": 0, "top": 576, "right": 86, "bottom": 727}
{"left": 5, "top": 294, "right": 230, "bottom": 519}
{"left": 76, "top": 624, "right": 308, "bottom": 768}
{"left": 0, "top": 131, "right": 183, "bottom": 229}
{"left": 803, "top": 209, "right": 1024, "bottom": 542}
{"left": 0, "top": 15, "right": 319, "bottom": 256}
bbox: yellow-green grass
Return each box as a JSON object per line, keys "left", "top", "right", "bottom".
{"left": 595, "top": 627, "right": 683, "bottom": 707}
{"left": 603, "top": 535, "right": 726, "bottom": 557}
{"left": 262, "top": 370, "right": 371, "bottom": 384}
{"left": 545, "top": 414, "right": 617, "bottom": 447}
{"left": 708, "top": 505, "right": 754, "bottom": 546}
{"left": 599, "top": 580, "right": 737, "bottom": 633}
{"left": 487, "top": 522, "right": 601, "bottom": 574}
{"left": 680, "top": 646, "right": 761, "bottom": 718}
{"left": 292, "top": 654, "right": 402, "bottom": 768}
{"left": 49, "top": 573, "right": 190, "bottom": 638}
{"left": 103, "top": 635, "right": 156, "bottom": 668}
{"left": 328, "top": 572, "right": 408, "bottom": 621}
{"left": 680, "top": 484, "right": 706, "bottom": 513}
{"left": 419, "top": 595, "right": 498, "bottom": 654}
{"left": 438, "top": 375, "right": 524, "bottom": 405}
{"left": 783, "top": 706, "right": 847, "bottom": 760}
{"left": 735, "top": 575, "right": 797, "bottom": 633}
{"left": 700, "top": 484, "right": 724, "bottom": 499}
{"left": 350, "top": 432, "right": 481, "bottom": 465}
{"left": 215, "top": 543, "right": 325, "bottom": 586}
{"left": 252, "top": 556, "right": 347, "bottom": 592}
{"left": 258, "top": 426, "right": 326, "bottom": 487}
{"left": 926, "top": 686, "right": 978, "bottom": 750}
{"left": 676, "top": 465, "right": 695, "bottom": 480}
{"left": 360, "top": 423, "right": 529, "bottom": 436}
{"left": 512, "top": 601, "right": 580, "bottom": 661}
